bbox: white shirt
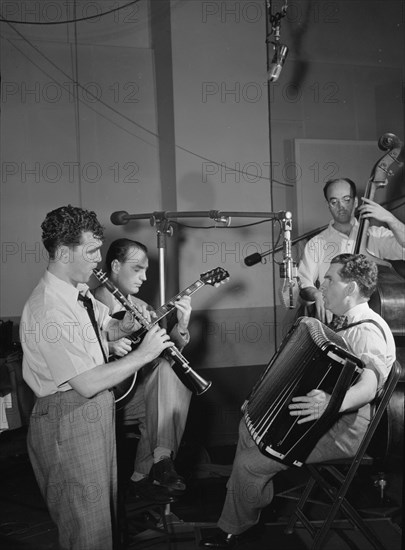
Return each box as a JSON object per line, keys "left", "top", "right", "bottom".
{"left": 339, "top": 302, "right": 395, "bottom": 390}
{"left": 20, "top": 270, "right": 111, "bottom": 397}
{"left": 298, "top": 219, "right": 405, "bottom": 290}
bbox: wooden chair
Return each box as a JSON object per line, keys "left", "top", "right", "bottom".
{"left": 285, "top": 360, "right": 402, "bottom": 550}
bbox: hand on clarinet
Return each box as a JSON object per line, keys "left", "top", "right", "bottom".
{"left": 109, "top": 337, "right": 132, "bottom": 357}
{"left": 133, "top": 324, "right": 173, "bottom": 364}
{"left": 288, "top": 389, "right": 331, "bottom": 424}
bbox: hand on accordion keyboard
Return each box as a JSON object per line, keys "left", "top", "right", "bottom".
{"left": 289, "top": 389, "right": 331, "bottom": 424}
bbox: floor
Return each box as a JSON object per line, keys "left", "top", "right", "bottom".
{"left": 0, "top": 427, "right": 403, "bottom": 550}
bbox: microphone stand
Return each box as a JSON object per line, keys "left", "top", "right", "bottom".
{"left": 110, "top": 209, "right": 286, "bottom": 304}
{"left": 152, "top": 212, "right": 173, "bottom": 306}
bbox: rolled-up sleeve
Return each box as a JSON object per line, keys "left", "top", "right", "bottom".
{"left": 22, "top": 306, "right": 107, "bottom": 390}
{"left": 367, "top": 226, "right": 405, "bottom": 261}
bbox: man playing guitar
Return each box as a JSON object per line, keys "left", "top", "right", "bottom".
{"left": 93, "top": 238, "right": 192, "bottom": 503}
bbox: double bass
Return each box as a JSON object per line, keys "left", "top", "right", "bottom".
{"left": 353, "top": 132, "right": 405, "bottom": 468}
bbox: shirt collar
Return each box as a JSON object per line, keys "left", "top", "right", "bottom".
{"left": 328, "top": 218, "right": 358, "bottom": 236}
{"left": 343, "top": 302, "right": 370, "bottom": 323}
{"left": 44, "top": 270, "right": 90, "bottom": 302}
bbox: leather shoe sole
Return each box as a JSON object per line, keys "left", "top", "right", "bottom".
{"left": 149, "top": 458, "right": 186, "bottom": 494}
{"left": 127, "top": 479, "right": 176, "bottom": 505}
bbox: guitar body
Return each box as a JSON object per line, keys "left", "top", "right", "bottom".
{"left": 108, "top": 310, "right": 139, "bottom": 409}
{"left": 108, "top": 266, "right": 230, "bottom": 408}
{"left": 112, "top": 371, "right": 138, "bottom": 409}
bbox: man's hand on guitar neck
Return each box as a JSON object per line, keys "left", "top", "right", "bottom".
{"left": 174, "top": 295, "right": 192, "bottom": 334}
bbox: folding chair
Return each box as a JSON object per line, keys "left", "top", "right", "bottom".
{"left": 285, "top": 360, "right": 402, "bottom": 550}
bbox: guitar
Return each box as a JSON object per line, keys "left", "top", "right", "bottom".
{"left": 112, "top": 266, "right": 230, "bottom": 407}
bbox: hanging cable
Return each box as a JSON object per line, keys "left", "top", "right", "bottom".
{"left": 2, "top": 19, "right": 293, "bottom": 189}
{"left": 0, "top": 0, "right": 141, "bottom": 25}
{"left": 265, "top": 1, "right": 290, "bottom": 348}
{"left": 72, "top": 0, "right": 83, "bottom": 204}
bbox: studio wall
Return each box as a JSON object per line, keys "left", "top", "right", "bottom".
{"left": 1, "top": 1, "right": 404, "bottom": 425}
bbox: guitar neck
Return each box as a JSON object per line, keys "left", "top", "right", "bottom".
{"left": 154, "top": 279, "right": 205, "bottom": 323}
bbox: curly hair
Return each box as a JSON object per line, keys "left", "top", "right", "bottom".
{"left": 105, "top": 238, "right": 148, "bottom": 275}
{"left": 41, "top": 205, "right": 104, "bottom": 259}
{"left": 331, "top": 253, "right": 378, "bottom": 298}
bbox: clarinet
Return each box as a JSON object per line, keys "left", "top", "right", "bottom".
{"left": 93, "top": 268, "right": 212, "bottom": 395}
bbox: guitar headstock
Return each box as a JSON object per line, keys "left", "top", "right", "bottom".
{"left": 200, "top": 267, "right": 230, "bottom": 287}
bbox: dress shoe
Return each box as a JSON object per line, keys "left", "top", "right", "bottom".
{"left": 149, "top": 457, "right": 186, "bottom": 494}
{"left": 199, "top": 531, "right": 238, "bottom": 548}
{"left": 199, "top": 525, "right": 262, "bottom": 548}
{"left": 127, "top": 478, "right": 176, "bottom": 505}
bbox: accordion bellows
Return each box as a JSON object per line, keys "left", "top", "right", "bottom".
{"left": 242, "top": 317, "right": 364, "bottom": 467}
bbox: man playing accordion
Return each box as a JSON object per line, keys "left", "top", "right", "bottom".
{"left": 200, "top": 253, "right": 395, "bottom": 549}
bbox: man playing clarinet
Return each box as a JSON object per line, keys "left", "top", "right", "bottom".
{"left": 20, "top": 205, "right": 173, "bottom": 550}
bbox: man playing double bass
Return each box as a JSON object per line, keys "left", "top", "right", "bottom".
{"left": 298, "top": 177, "right": 405, "bottom": 323}
{"left": 200, "top": 253, "right": 395, "bottom": 548}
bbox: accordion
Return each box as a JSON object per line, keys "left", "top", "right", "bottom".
{"left": 242, "top": 317, "right": 364, "bottom": 467}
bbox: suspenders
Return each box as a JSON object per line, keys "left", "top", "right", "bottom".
{"left": 336, "top": 318, "right": 387, "bottom": 343}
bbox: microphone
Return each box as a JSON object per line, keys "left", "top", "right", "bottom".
{"left": 244, "top": 252, "right": 263, "bottom": 266}
{"left": 267, "top": 43, "right": 288, "bottom": 83}
{"left": 110, "top": 211, "right": 130, "bottom": 225}
{"left": 279, "top": 211, "right": 299, "bottom": 309}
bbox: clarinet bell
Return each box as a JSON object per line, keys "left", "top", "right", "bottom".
{"left": 171, "top": 363, "right": 212, "bottom": 395}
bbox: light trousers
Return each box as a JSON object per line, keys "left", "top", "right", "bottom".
{"left": 28, "top": 389, "right": 117, "bottom": 550}
{"left": 218, "top": 412, "right": 369, "bottom": 535}
{"left": 122, "top": 358, "right": 192, "bottom": 476}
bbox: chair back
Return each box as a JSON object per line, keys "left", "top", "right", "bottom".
{"left": 358, "top": 360, "right": 402, "bottom": 462}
